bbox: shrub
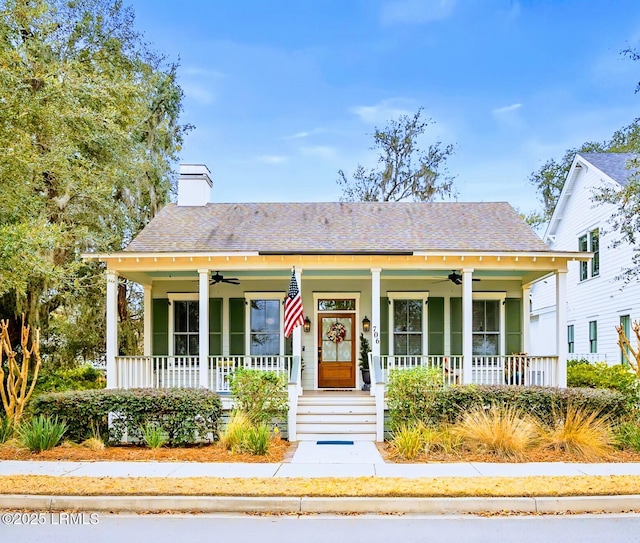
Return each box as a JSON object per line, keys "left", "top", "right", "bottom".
{"left": 567, "top": 361, "right": 638, "bottom": 397}
{"left": 0, "top": 416, "right": 14, "bottom": 444}
{"left": 19, "top": 415, "right": 67, "bottom": 452}
{"left": 386, "top": 367, "right": 444, "bottom": 430}
{"left": 81, "top": 437, "right": 105, "bottom": 451}
{"left": 33, "top": 364, "right": 106, "bottom": 395}
{"left": 31, "top": 388, "right": 222, "bottom": 446}
{"left": 229, "top": 369, "right": 288, "bottom": 424}
{"left": 244, "top": 424, "right": 271, "bottom": 455}
{"left": 390, "top": 423, "right": 426, "bottom": 460}
{"left": 541, "top": 406, "right": 613, "bottom": 460}
{"left": 615, "top": 420, "right": 640, "bottom": 452}
{"left": 141, "top": 422, "right": 168, "bottom": 449}
{"left": 219, "top": 411, "right": 253, "bottom": 453}
{"left": 390, "top": 384, "right": 630, "bottom": 428}
{"left": 454, "top": 406, "right": 540, "bottom": 459}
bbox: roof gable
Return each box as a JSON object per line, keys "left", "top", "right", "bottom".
{"left": 124, "top": 201, "right": 549, "bottom": 254}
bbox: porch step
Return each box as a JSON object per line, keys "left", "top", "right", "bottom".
{"left": 295, "top": 393, "right": 377, "bottom": 442}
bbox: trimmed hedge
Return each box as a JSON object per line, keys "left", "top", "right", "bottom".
{"left": 567, "top": 361, "right": 638, "bottom": 397}
{"left": 388, "top": 384, "right": 631, "bottom": 429}
{"left": 31, "top": 388, "right": 223, "bottom": 446}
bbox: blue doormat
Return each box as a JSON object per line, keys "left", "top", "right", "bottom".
{"left": 316, "top": 440, "right": 354, "bottom": 445}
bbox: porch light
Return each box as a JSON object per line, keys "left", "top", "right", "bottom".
{"left": 303, "top": 316, "right": 311, "bottom": 333}
{"left": 362, "top": 316, "right": 371, "bottom": 333}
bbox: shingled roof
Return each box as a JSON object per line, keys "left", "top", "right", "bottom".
{"left": 124, "top": 201, "right": 549, "bottom": 254}
{"left": 579, "top": 152, "right": 638, "bottom": 185}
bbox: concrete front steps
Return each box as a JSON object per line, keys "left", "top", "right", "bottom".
{"left": 295, "top": 393, "right": 377, "bottom": 442}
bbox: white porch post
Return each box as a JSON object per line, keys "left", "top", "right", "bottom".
{"left": 555, "top": 270, "right": 567, "bottom": 388}
{"left": 106, "top": 270, "right": 118, "bottom": 389}
{"left": 143, "top": 284, "right": 152, "bottom": 357}
{"left": 462, "top": 268, "right": 474, "bottom": 385}
{"left": 522, "top": 285, "right": 531, "bottom": 354}
{"left": 198, "top": 269, "right": 210, "bottom": 389}
{"left": 371, "top": 268, "right": 381, "bottom": 361}
{"left": 288, "top": 268, "right": 303, "bottom": 442}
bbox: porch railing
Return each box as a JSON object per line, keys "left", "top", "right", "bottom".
{"left": 567, "top": 353, "right": 608, "bottom": 364}
{"left": 114, "top": 355, "right": 292, "bottom": 391}
{"left": 378, "top": 354, "right": 559, "bottom": 387}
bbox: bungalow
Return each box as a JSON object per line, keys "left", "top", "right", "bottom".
{"left": 84, "top": 164, "right": 589, "bottom": 441}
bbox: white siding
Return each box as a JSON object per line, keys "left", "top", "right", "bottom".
{"left": 530, "top": 162, "right": 640, "bottom": 365}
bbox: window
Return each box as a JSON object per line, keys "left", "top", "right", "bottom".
{"left": 590, "top": 229, "right": 599, "bottom": 277}
{"left": 620, "top": 315, "right": 631, "bottom": 364}
{"left": 589, "top": 320, "right": 598, "bottom": 354}
{"left": 472, "top": 300, "right": 500, "bottom": 355}
{"left": 578, "top": 228, "right": 599, "bottom": 281}
{"left": 393, "top": 299, "right": 423, "bottom": 355}
{"left": 249, "top": 299, "right": 281, "bottom": 356}
{"left": 567, "top": 324, "right": 574, "bottom": 354}
{"left": 174, "top": 300, "right": 199, "bottom": 356}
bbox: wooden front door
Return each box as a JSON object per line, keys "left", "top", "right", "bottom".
{"left": 318, "top": 313, "right": 355, "bottom": 388}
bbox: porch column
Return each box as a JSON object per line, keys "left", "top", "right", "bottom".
{"left": 555, "top": 270, "right": 567, "bottom": 388}
{"left": 461, "top": 268, "right": 474, "bottom": 385}
{"left": 522, "top": 285, "right": 531, "bottom": 354}
{"left": 106, "top": 270, "right": 118, "bottom": 389}
{"left": 143, "top": 284, "right": 152, "bottom": 357}
{"left": 371, "top": 268, "right": 381, "bottom": 361}
{"left": 198, "top": 269, "right": 210, "bottom": 389}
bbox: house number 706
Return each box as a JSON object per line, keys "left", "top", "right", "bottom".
{"left": 372, "top": 325, "right": 380, "bottom": 345}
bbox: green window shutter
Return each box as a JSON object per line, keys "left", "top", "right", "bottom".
{"left": 428, "top": 297, "right": 445, "bottom": 355}
{"left": 505, "top": 298, "right": 523, "bottom": 354}
{"left": 209, "top": 298, "right": 223, "bottom": 356}
{"left": 229, "top": 298, "right": 245, "bottom": 355}
{"left": 450, "top": 297, "right": 462, "bottom": 356}
{"left": 379, "top": 297, "right": 389, "bottom": 356}
{"left": 152, "top": 299, "right": 169, "bottom": 356}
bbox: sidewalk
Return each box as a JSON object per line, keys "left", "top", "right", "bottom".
{"left": 1, "top": 442, "right": 640, "bottom": 515}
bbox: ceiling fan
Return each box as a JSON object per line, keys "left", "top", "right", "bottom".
{"left": 210, "top": 271, "right": 240, "bottom": 285}
{"left": 447, "top": 271, "right": 481, "bottom": 285}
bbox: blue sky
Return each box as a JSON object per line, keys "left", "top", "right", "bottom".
{"left": 128, "top": 0, "right": 640, "bottom": 214}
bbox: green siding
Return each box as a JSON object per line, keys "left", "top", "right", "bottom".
{"left": 229, "top": 298, "right": 245, "bottom": 355}
{"left": 152, "top": 299, "right": 169, "bottom": 356}
{"left": 428, "top": 297, "right": 445, "bottom": 355}
{"left": 209, "top": 298, "right": 223, "bottom": 356}
{"left": 450, "top": 297, "right": 462, "bottom": 356}
{"left": 505, "top": 298, "right": 523, "bottom": 354}
{"left": 379, "top": 297, "right": 389, "bottom": 356}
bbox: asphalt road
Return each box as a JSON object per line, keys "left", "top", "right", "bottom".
{"left": 3, "top": 512, "right": 640, "bottom": 543}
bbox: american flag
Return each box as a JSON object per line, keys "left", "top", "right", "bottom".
{"left": 284, "top": 269, "right": 304, "bottom": 338}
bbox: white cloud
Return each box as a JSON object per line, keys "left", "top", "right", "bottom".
{"left": 300, "top": 146, "right": 337, "bottom": 159}
{"left": 351, "top": 99, "right": 415, "bottom": 125}
{"left": 381, "top": 0, "right": 457, "bottom": 25}
{"left": 492, "top": 103, "right": 522, "bottom": 115}
{"left": 257, "top": 155, "right": 288, "bottom": 165}
{"left": 182, "top": 67, "right": 226, "bottom": 78}
{"left": 283, "top": 131, "right": 311, "bottom": 140}
{"left": 181, "top": 82, "right": 215, "bottom": 105}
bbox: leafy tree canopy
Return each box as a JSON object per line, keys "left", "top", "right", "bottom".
{"left": 0, "top": 0, "right": 190, "bottom": 363}
{"left": 337, "top": 108, "right": 455, "bottom": 202}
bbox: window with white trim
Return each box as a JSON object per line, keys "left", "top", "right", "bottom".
{"left": 578, "top": 228, "right": 599, "bottom": 281}
{"left": 388, "top": 293, "right": 428, "bottom": 356}
{"left": 245, "top": 293, "right": 285, "bottom": 356}
{"left": 472, "top": 300, "right": 500, "bottom": 356}
{"left": 567, "top": 324, "right": 575, "bottom": 354}
{"left": 589, "top": 320, "right": 598, "bottom": 354}
{"left": 174, "top": 300, "right": 199, "bottom": 356}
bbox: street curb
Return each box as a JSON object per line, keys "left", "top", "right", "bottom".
{"left": 1, "top": 494, "right": 639, "bottom": 514}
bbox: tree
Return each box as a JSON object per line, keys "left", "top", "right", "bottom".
{"left": 337, "top": 109, "right": 455, "bottom": 202}
{"left": 0, "top": 0, "right": 190, "bottom": 364}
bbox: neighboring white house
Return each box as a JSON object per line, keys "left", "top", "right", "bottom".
{"left": 530, "top": 152, "right": 640, "bottom": 365}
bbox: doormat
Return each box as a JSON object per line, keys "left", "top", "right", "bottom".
{"left": 316, "top": 440, "right": 354, "bottom": 445}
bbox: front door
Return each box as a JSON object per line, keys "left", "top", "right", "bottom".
{"left": 318, "top": 313, "right": 355, "bottom": 388}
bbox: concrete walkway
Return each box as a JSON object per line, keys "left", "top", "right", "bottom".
{"left": 1, "top": 440, "right": 640, "bottom": 479}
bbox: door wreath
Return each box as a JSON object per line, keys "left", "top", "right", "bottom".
{"left": 326, "top": 322, "right": 347, "bottom": 343}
